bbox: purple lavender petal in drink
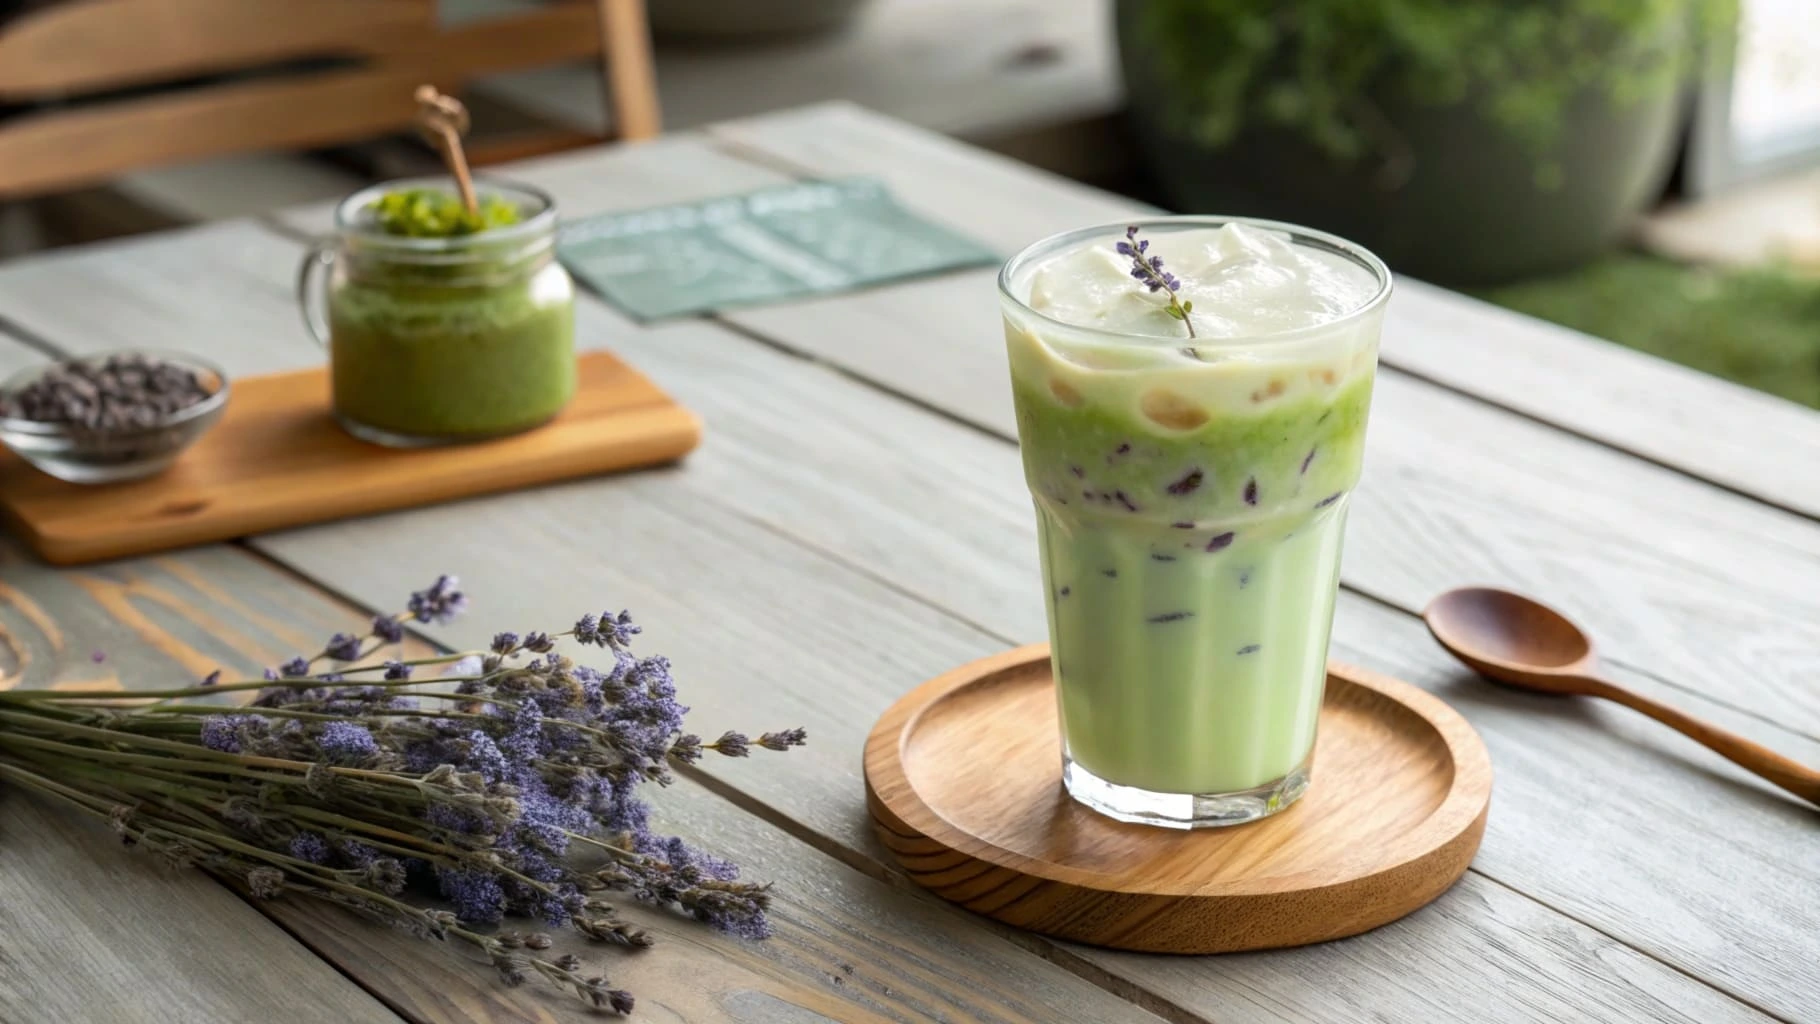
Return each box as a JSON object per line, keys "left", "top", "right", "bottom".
{"left": 1101, "top": 569, "right": 1118, "bottom": 579}
{"left": 1301, "top": 448, "right": 1317, "bottom": 474}
{"left": 1148, "top": 611, "right": 1194, "bottom": 624}
{"left": 1243, "top": 478, "right": 1259, "bottom": 506}
{"left": 1058, "top": 586, "right": 1071, "bottom": 598}
{"left": 1315, "top": 492, "right": 1342, "bottom": 508}
{"left": 1151, "top": 553, "right": 1177, "bottom": 562}
{"left": 1236, "top": 644, "right": 1261, "bottom": 656}
{"left": 1171, "top": 520, "right": 1195, "bottom": 529}
{"left": 1166, "top": 469, "right": 1203, "bottom": 496}
{"left": 1082, "top": 489, "right": 1095, "bottom": 500}
{"left": 1114, "top": 443, "right": 1131, "bottom": 456}
{"left": 1070, "top": 465, "right": 1085, "bottom": 478}
{"left": 1205, "top": 532, "right": 1235, "bottom": 552}
{"left": 1238, "top": 569, "right": 1251, "bottom": 588}
{"left": 1114, "top": 490, "right": 1140, "bottom": 512}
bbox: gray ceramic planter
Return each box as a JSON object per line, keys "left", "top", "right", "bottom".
{"left": 1115, "top": 2, "right": 1689, "bottom": 286}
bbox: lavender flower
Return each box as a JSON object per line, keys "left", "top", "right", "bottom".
{"left": 438, "top": 867, "right": 507, "bottom": 924}
{"left": 200, "top": 670, "right": 222, "bottom": 687}
{"left": 289, "top": 832, "right": 331, "bottom": 865}
{"left": 574, "top": 610, "right": 639, "bottom": 650}
{"left": 199, "top": 714, "right": 265, "bottom": 753}
{"left": 1116, "top": 226, "right": 1196, "bottom": 338}
{"left": 371, "top": 615, "right": 405, "bottom": 644}
{"left": 315, "top": 721, "right": 380, "bottom": 765}
{"left": 757, "top": 728, "right": 807, "bottom": 751}
{"left": 599, "top": 611, "right": 640, "bottom": 649}
{"left": 2, "top": 574, "right": 804, "bottom": 1012}
{"left": 323, "top": 633, "right": 364, "bottom": 662}
{"left": 408, "top": 574, "right": 467, "bottom": 624}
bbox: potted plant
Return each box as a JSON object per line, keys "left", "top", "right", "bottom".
{"left": 1116, "top": 0, "right": 1738, "bottom": 285}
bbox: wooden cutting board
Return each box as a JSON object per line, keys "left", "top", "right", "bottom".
{"left": 865, "top": 644, "right": 1493, "bottom": 953}
{"left": 0, "top": 350, "right": 700, "bottom": 565}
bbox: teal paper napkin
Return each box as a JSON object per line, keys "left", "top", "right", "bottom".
{"left": 557, "top": 177, "right": 998, "bottom": 321}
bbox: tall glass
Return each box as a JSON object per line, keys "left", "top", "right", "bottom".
{"left": 999, "top": 217, "right": 1391, "bottom": 828}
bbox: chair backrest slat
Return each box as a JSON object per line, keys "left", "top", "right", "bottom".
{"left": 0, "top": 0, "right": 432, "bottom": 99}
{"left": 0, "top": 0, "right": 662, "bottom": 199}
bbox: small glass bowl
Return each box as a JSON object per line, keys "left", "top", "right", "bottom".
{"left": 0, "top": 351, "right": 230, "bottom": 484}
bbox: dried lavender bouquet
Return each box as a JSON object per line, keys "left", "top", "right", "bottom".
{"left": 0, "top": 576, "right": 803, "bottom": 1014}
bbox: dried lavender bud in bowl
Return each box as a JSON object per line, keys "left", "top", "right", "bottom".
{"left": 0, "top": 353, "right": 215, "bottom": 428}
{"left": 0, "top": 350, "right": 229, "bottom": 484}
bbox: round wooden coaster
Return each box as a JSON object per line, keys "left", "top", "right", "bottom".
{"left": 864, "top": 644, "right": 1492, "bottom": 953}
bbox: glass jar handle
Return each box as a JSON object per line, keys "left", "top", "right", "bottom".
{"left": 296, "top": 241, "right": 336, "bottom": 347}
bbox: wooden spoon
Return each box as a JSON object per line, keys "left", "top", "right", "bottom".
{"left": 1424, "top": 586, "right": 1820, "bottom": 807}
{"left": 413, "top": 85, "right": 478, "bottom": 217}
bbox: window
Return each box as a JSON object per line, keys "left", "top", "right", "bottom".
{"left": 1687, "top": 0, "right": 1820, "bottom": 195}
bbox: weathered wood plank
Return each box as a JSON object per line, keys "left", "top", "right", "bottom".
{"left": 0, "top": 517, "right": 1164, "bottom": 1024}
{"left": 244, "top": 448, "right": 1797, "bottom": 1023}
{"left": 240, "top": 304, "right": 1812, "bottom": 1019}
{"left": 704, "top": 101, "right": 1820, "bottom": 522}
{"left": 686, "top": 263, "right": 1820, "bottom": 745}
{"left": 0, "top": 323, "right": 50, "bottom": 375}
{"left": 696, "top": 105, "right": 1820, "bottom": 742}
{"left": 3, "top": 130, "right": 1810, "bottom": 1019}
{"left": 0, "top": 220, "right": 311, "bottom": 374}
{"left": 272, "top": 770, "right": 1171, "bottom": 1024}
{"left": 1381, "top": 286, "right": 1820, "bottom": 521}
{"left": 0, "top": 540, "right": 408, "bottom": 1024}
{"left": 266, "top": 132, "right": 796, "bottom": 239}
{"left": 1082, "top": 869, "right": 1774, "bottom": 1024}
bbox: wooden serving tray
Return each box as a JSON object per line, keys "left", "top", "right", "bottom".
{"left": 864, "top": 645, "right": 1492, "bottom": 953}
{"left": 0, "top": 350, "right": 699, "bottom": 566}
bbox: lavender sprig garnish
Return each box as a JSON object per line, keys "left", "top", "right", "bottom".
{"left": 1116, "top": 226, "right": 1196, "bottom": 340}
{"left": 0, "top": 577, "right": 804, "bottom": 1015}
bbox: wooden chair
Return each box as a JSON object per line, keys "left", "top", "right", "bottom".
{"left": 0, "top": 0, "right": 661, "bottom": 200}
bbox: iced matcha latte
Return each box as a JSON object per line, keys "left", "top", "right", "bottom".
{"left": 999, "top": 218, "right": 1389, "bottom": 828}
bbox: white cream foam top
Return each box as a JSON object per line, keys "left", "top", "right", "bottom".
{"left": 1002, "top": 223, "right": 1388, "bottom": 430}
{"left": 1023, "top": 224, "right": 1379, "bottom": 340}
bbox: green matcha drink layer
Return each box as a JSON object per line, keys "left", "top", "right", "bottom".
{"left": 1001, "top": 221, "right": 1386, "bottom": 798}
{"left": 330, "top": 280, "right": 575, "bottom": 438}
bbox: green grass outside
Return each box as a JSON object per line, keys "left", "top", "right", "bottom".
{"left": 1472, "top": 254, "right": 1820, "bottom": 410}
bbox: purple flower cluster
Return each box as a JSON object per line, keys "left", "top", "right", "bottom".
{"left": 408, "top": 574, "right": 468, "bottom": 624}
{"left": 1116, "top": 225, "right": 1181, "bottom": 294}
{"left": 197, "top": 577, "right": 803, "bottom": 970}
{"left": 1116, "top": 225, "right": 1196, "bottom": 339}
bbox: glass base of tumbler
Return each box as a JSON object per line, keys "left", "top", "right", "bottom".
{"left": 1062, "top": 752, "right": 1312, "bottom": 829}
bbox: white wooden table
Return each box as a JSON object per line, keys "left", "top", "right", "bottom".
{"left": 1, "top": 103, "right": 1815, "bottom": 1024}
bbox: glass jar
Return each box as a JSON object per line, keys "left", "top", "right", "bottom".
{"left": 298, "top": 179, "right": 577, "bottom": 447}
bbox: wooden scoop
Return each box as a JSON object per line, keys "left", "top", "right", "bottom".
{"left": 1424, "top": 586, "right": 1820, "bottom": 807}
{"left": 414, "top": 85, "right": 477, "bottom": 216}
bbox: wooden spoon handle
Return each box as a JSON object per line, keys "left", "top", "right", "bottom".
{"left": 1588, "top": 676, "right": 1820, "bottom": 806}
{"left": 413, "top": 85, "right": 478, "bottom": 216}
